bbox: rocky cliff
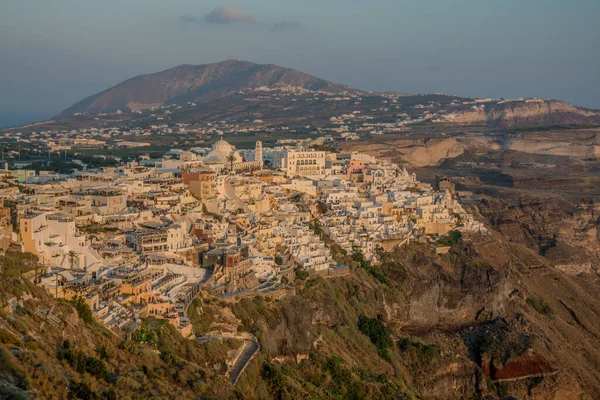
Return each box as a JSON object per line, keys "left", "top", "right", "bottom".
{"left": 225, "top": 233, "right": 600, "bottom": 399}
{"left": 453, "top": 99, "right": 600, "bottom": 127}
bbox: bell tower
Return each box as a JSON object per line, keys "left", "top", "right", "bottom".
{"left": 255, "top": 141, "right": 263, "bottom": 168}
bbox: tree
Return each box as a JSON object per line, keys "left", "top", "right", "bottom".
{"left": 226, "top": 154, "right": 236, "bottom": 173}
{"left": 67, "top": 250, "right": 79, "bottom": 270}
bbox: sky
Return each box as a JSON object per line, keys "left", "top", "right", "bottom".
{"left": 1, "top": 0, "right": 599, "bottom": 127}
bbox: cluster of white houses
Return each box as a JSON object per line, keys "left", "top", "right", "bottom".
{"left": 0, "top": 138, "right": 486, "bottom": 336}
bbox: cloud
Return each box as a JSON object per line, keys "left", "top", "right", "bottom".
{"left": 271, "top": 20, "right": 303, "bottom": 32}
{"left": 204, "top": 7, "right": 254, "bottom": 24}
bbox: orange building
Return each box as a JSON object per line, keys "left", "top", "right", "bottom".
{"left": 182, "top": 168, "right": 217, "bottom": 200}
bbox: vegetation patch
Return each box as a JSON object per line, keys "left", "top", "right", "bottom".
{"left": 397, "top": 336, "right": 439, "bottom": 371}
{"left": 527, "top": 296, "right": 553, "bottom": 316}
{"left": 71, "top": 296, "right": 95, "bottom": 324}
{"left": 357, "top": 316, "right": 393, "bottom": 362}
{"left": 435, "top": 230, "right": 462, "bottom": 247}
{"left": 0, "top": 251, "right": 38, "bottom": 278}
{"left": 352, "top": 249, "right": 389, "bottom": 284}
{"left": 322, "top": 356, "right": 367, "bottom": 399}
{"left": 231, "top": 296, "right": 282, "bottom": 332}
{"left": 59, "top": 339, "right": 109, "bottom": 379}
{"left": 294, "top": 268, "right": 309, "bottom": 280}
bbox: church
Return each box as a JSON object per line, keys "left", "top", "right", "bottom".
{"left": 201, "top": 139, "right": 263, "bottom": 172}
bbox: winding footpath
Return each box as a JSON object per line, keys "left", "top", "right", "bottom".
{"left": 227, "top": 339, "right": 260, "bottom": 385}
{"left": 196, "top": 331, "right": 260, "bottom": 385}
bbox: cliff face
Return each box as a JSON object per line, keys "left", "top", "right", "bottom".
{"left": 364, "top": 239, "right": 600, "bottom": 399}
{"left": 479, "top": 196, "right": 600, "bottom": 275}
{"left": 59, "top": 60, "right": 355, "bottom": 115}
{"left": 341, "top": 138, "right": 468, "bottom": 167}
{"left": 453, "top": 99, "right": 600, "bottom": 127}
{"left": 226, "top": 234, "right": 600, "bottom": 399}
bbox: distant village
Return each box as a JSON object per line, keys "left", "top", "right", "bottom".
{"left": 0, "top": 85, "right": 525, "bottom": 160}
{"left": 0, "top": 86, "right": 491, "bottom": 338}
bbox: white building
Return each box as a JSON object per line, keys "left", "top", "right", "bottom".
{"left": 282, "top": 149, "right": 327, "bottom": 178}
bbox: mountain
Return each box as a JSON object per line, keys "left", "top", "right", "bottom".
{"left": 59, "top": 60, "right": 357, "bottom": 116}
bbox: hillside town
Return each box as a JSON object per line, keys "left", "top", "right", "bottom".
{"left": 0, "top": 138, "right": 486, "bottom": 338}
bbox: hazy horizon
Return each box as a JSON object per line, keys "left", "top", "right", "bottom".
{"left": 1, "top": 0, "right": 599, "bottom": 128}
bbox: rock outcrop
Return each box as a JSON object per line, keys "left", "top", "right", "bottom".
{"left": 453, "top": 99, "right": 600, "bottom": 127}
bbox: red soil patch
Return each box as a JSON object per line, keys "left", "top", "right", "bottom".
{"left": 483, "top": 350, "right": 558, "bottom": 382}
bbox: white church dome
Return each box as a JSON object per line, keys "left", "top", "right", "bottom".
{"left": 203, "top": 139, "right": 242, "bottom": 164}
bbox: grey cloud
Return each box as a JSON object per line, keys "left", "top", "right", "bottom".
{"left": 205, "top": 7, "right": 254, "bottom": 24}
{"left": 271, "top": 20, "right": 303, "bottom": 32}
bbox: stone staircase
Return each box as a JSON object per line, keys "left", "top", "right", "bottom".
{"left": 228, "top": 340, "right": 260, "bottom": 385}
{"left": 36, "top": 305, "right": 61, "bottom": 328}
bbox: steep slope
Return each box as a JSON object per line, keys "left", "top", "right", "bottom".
{"left": 226, "top": 235, "right": 600, "bottom": 399}
{"left": 59, "top": 60, "right": 355, "bottom": 115}
{"left": 0, "top": 251, "right": 240, "bottom": 399}
{"left": 3, "top": 228, "right": 600, "bottom": 398}
{"left": 453, "top": 99, "right": 600, "bottom": 127}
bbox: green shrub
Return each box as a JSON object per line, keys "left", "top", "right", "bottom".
{"left": 160, "top": 350, "right": 176, "bottom": 364}
{"left": 85, "top": 356, "right": 108, "bottom": 378}
{"left": 351, "top": 249, "right": 365, "bottom": 263}
{"left": 60, "top": 340, "right": 108, "bottom": 379}
{"left": 398, "top": 336, "right": 439, "bottom": 373}
{"left": 378, "top": 348, "right": 392, "bottom": 363}
{"left": 324, "top": 356, "right": 352, "bottom": 387}
{"left": 527, "top": 296, "right": 553, "bottom": 316}
{"left": 361, "top": 262, "right": 388, "bottom": 284}
{"left": 294, "top": 268, "right": 309, "bottom": 280}
{"left": 436, "top": 230, "right": 462, "bottom": 246}
{"left": 304, "top": 279, "right": 318, "bottom": 289}
{"left": 352, "top": 249, "right": 389, "bottom": 284}
{"left": 140, "top": 364, "right": 156, "bottom": 379}
{"left": 323, "top": 356, "right": 366, "bottom": 399}
{"left": 70, "top": 382, "right": 99, "bottom": 400}
{"left": 357, "top": 316, "right": 393, "bottom": 360}
{"left": 398, "top": 337, "right": 439, "bottom": 361}
{"left": 72, "top": 297, "right": 94, "bottom": 324}
{"left": 63, "top": 346, "right": 87, "bottom": 374}
{"left": 261, "top": 362, "right": 285, "bottom": 388}
{"left": 102, "top": 388, "right": 118, "bottom": 400}
{"left": 95, "top": 345, "right": 110, "bottom": 361}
